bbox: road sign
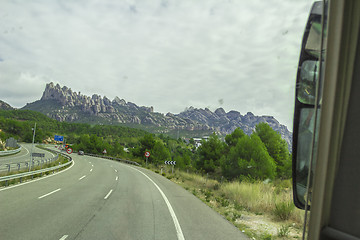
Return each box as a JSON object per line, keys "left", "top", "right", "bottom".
{"left": 32, "top": 153, "right": 45, "bottom": 158}
{"left": 66, "top": 148, "right": 73, "bottom": 154}
{"left": 165, "top": 161, "right": 176, "bottom": 165}
{"left": 103, "top": 149, "right": 107, "bottom": 154}
{"left": 54, "top": 135, "right": 64, "bottom": 141}
{"left": 144, "top": 151, "right": 150, "bottom": 157}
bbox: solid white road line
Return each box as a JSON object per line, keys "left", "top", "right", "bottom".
{"left": 130, "top": 167, "right": 185, "bottom": 240}
{"left": 104, "top": 189, "right": 113, "bottom": 200}
{"left": 38, "top": 188, "right": 61, "bottom": 199}
{"left": 79, "top": 175, "right": 86, "bottom": 180}
{"left": 116, "top": 176, "right": 118, "bottom": 181}
{"left": 0, "top": 160, "right": 75, "bottom": 192}
{"left": 59, "top": 235, "right": 68, "bottom": 240}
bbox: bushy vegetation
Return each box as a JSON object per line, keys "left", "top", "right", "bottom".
{"left": 0, "top": 109, "right": 291, "bottom": 181}
{"left": 158, "top": 170, "right": 303, "bottom": 239}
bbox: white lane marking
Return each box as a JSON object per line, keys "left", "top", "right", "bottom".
{"left": 38, "top": 188, "right": 61, "bottom": 199}
{"left": 90, "top": 168, "right": 93, "bottom": 172}
{"left": 104, "top": 189, "right": 113, "bottom": 200}
{"left": 59, "top": 235, "right": 68, "bottom": 240}
{"left": 116, "top": 176, "right": 118, "bottom": 181}
{"left": 79, "top": 175, "right": 86, "bottom": 180}
{"left": 89, "top": 162, "right": 91, "bottom": 164}
{"left": 2, "top": 145, "right": 28, "bottom": 160}
{"left": 23, "top": 145, "right": 29, "bottom": 156}
{"left": 114, "top": 169, "right": 118, "bottom": 173}
{"left": 131, "top": 167, "right": 185, "bottom": 240}
{"left": 0, "top": 160, "right": 75, "bottom": 192}
{"left": 92, "top": 164, "right": 94, "bottom": 167}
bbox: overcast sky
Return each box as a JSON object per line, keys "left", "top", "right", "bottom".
{"left": 0, "top": 0, "right": 314, "bottom": 129}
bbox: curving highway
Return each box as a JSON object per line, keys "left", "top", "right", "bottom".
{"left": 0, "top": 143, "right": 55, "bottom": 165}
{"left": 0, "top": 151, "right": 249, "bottom": 240}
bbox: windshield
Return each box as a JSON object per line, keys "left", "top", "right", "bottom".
{"left": 0, "top": 1, "right": 315, "bottom": 239}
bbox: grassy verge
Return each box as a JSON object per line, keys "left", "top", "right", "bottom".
{"left": 148, "top": 165, "right": 304, "bottom": 239}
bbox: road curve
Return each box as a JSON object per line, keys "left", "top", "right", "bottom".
{"left": 0, "top": 143, "right": 55, "bottom": 165}
{"left": 0, "top": 152, "right": 248, "bottom": 240}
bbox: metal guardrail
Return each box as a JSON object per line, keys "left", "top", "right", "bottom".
{"left": 0, "top": 150, "right": 72, "bottom": 184}
{"left": 85, "top": 153, "right": 140, "bottom": 166}
{"left": 0, "top": 155, "right": 59, "bottom": 174}
{"left": 0, "top": 147, "right": 22, "bottom": 156}
{"left": 0, "top": 161, "right": 72, "bottom": 183}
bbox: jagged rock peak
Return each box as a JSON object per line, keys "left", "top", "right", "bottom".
{"left": 214, "top": 107, "right": 226, "bottom": 116}
{"left": 112, "top": 96, "right": 126, "bottom": 106}
{"left": 0, "top": 100, "right": 14, "bottom": 110}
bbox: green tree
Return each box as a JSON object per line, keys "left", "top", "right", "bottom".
{"left": 225, "top": 128, "right": 246, "bottom": 148}
{"left": 151, "top": 141, "right": 171, "bottom": 165}
{"left": 222, "top": 134, "right": 276, "bottom": 180}
{"left": 197, "top": 133, "right": 225, "bottom": 173}
{"left": 255, "top": 123, "right": 291, "bottom": 178}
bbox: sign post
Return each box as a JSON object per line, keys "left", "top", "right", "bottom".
{"left": 164, "top": 161, "right": 176, "bottom": 174}
{"left": 144, "top": 151, "right": 150, "bottom": 166}
{"left": 29, "top": 123, "right": 36, "bottom": 171}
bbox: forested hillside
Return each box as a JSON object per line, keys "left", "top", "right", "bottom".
{"left": 0, "top": 109, "right": 291, "bottom": 180}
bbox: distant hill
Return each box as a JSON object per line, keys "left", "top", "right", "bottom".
{"left": 0, "top": 100, "right": 14, "bottom": 110}
{"left": 22, "top": 82, "right": 292, "bottom": 148}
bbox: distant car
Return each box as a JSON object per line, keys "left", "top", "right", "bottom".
{"left": 78, "top": 150, "right": 84, "bottom": 155}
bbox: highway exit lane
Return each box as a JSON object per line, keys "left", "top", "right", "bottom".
{"left": 0, "top": 143, "right": 55, "bottom": 165}
{"left": 0, "top": 153, "right": 248, "bottom": 240}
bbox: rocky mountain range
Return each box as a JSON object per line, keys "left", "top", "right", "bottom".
{"left": 21, "top": 82, "right": 292, "bottom": 148}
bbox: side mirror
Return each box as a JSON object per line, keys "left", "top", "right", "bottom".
{"left": 298, "top": 60, "right": 318, "bottom": 105}
{"left": 292, "top": 1, "right": 326, "bottom": 209}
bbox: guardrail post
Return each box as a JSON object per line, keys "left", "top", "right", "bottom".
{"left": 7, "top": 164, "right": 10, "bottom": 173}
{"left": 17, "top": 163, "right": 20, "bottom": 171}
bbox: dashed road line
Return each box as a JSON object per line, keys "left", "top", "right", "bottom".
{"left": 59, "top": 235, "right": 68, "bottom": 240}
{"left": 0, "top": 160, "right": 74, "bottom": 193}
{"left": 79, "top": 175, "right": 86, "bottom": 180}
{"left": 116, "top": 176, "right": 118, "bottom": 181}
{"left": 104, "top": 189, "right": 113, "bottom": 200}
{"left": 90, "top": 168, "right": 93, "bottom": 172}
{"left": 38, "top": 188, "right": 61, "bottom": 199}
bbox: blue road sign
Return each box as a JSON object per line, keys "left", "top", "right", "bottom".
{"left": 54, "top": 135, "right": 64, "bottom": 141}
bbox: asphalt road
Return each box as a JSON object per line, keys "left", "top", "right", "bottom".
{"left": 0, "top": 143, "right": 55, "bottom": 165}
{"left": 0, "top": 151, "right": 249, "bottom": 240}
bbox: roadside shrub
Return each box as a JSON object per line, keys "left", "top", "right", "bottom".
{"left": 274, "top": 201, "right": 295, "bottom": 221}
{"left": 277, "top": 224, "right": 291, "bottom": 238}
{"left": 261, "top": 233, "right": 273, "bottom": 240}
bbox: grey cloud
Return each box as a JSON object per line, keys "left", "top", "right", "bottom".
{"left": 0, "top": 0, "right": 314, "bottom": 128}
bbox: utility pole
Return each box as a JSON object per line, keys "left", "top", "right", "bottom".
{"left": 29, "top": 123, "right": 36, "bottom": 171}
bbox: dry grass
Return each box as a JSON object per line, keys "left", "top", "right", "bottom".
{"left": 159, "top": 169, "right": 305, "bottom": 239}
